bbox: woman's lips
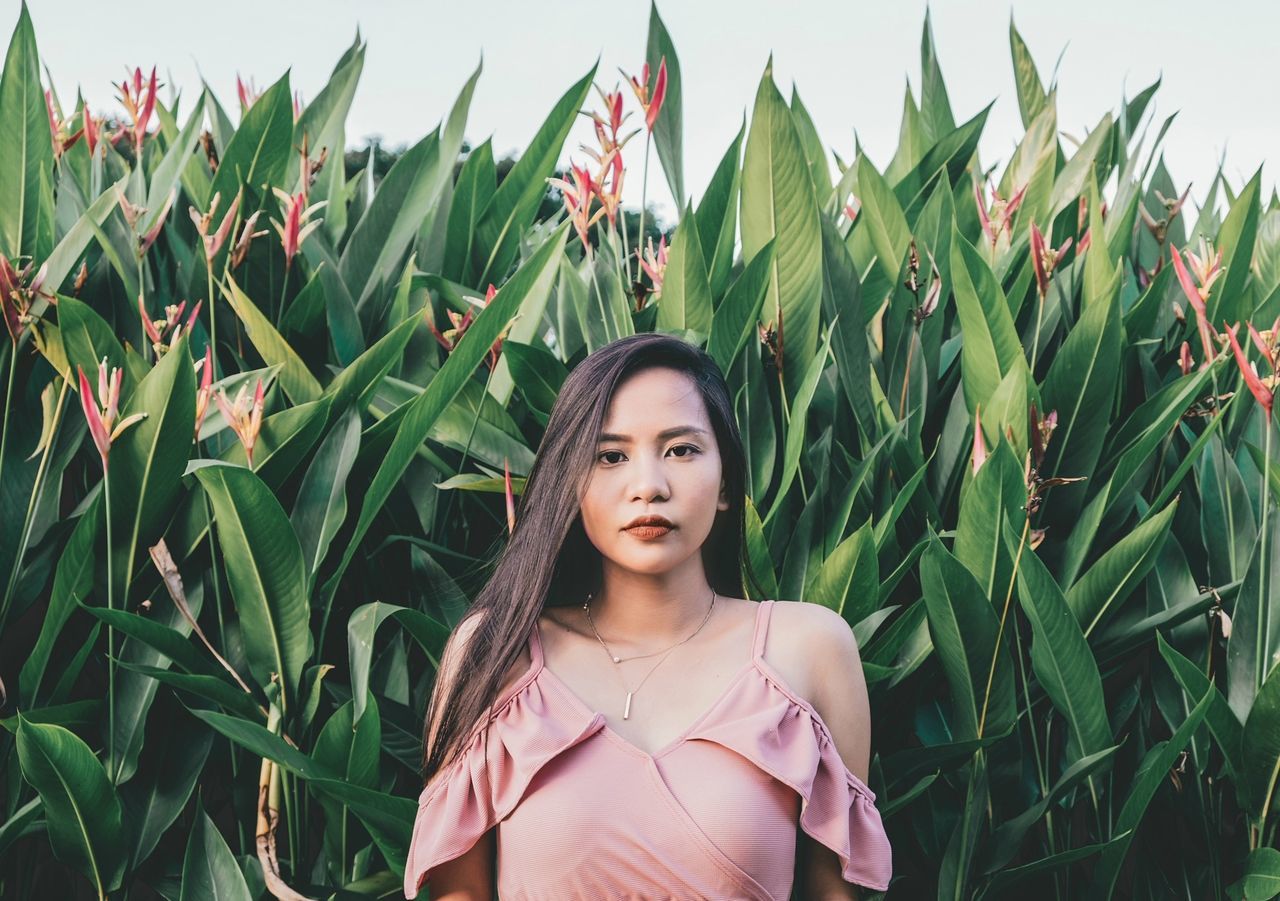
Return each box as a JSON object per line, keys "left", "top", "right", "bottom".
{"left": 625, "top": 525, "right": 673, "bottom": 539}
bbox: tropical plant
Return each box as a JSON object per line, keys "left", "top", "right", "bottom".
{"left": 1, "top": 1, "right": 1278, "bottom": 898}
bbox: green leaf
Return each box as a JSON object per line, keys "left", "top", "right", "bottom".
{"left": 208, "top": 70, "right": 292, "bottom": 211}
{"left": 442, "top": 139, "right": 495, "bottom": 284}
{"left": 472, "top": 65, "right": 595, "bottom": 286}
{"left": 951, "top": 230, "right": 1027, "bottom": 413}
{"left": 0, "top": 1, "right": 54, "bottom": 261}
{"left": 1156, "top": 633, "right": 1243, "bottom": 781}
{"left": 955, "top": 439, "right": 1027, "bottom": 598}
{"left": 855, "top": 154, "right": 910, "bottom": 284}
{"left": 762, "top": 325, "right": 832, "bottom": 526}
{"left": 809, "top": 518, "right": 879, "bottom": 628}
{"left": 145, "top": 91, "right": 207, "bottom": 220}
{"left": 695, "top": 121, "right": 743, "bottom": 299}
{"left": 15, "top": 715, "right": 127, "bottom": 895}
{"left": 179, "top": 806, "right": 253, "bottom": 901}
{"left": 655, "top": 203, "right": 712, "bottom": 336}
{"left": 1067, "top": 498, "right": 1176, "bottom": 637}
{"left": 1013, "top": 521, "right": 1112, "bottom": 767}
{"left": 347, "top": 602, "right": 448, "bottom": 723}
{"left": 121, "top": 705, "right": 213, "bottom": 869}
{"left": 291, "top": 406, "right": 361, "bottom": 585}
{"left": 646, "top": 2, "right": 684, "bottom": 209}
{"left": 1244, "top": 659, "right": 1280, "bottom": 824}
{"left": 920, "top": 535, "right": 1016, "bottom": 741}
{"left": 740, "top": 58, "right": 823, "bottom": 398}
{"left": 1008, "top": 15, "right": 1049, "bottom": 128}
{"left": 1092, "top": 687, "right": 1212, "bottom": 897}
{"left": 324, "top": 225, "right": 569, "bottom": 604}
{"left": 224, "top": 275, "right": 322, "bottom": 404}
{"left": 707, "top": 240, "right": 773, "bottom": 375}
{"left": 1227, "top": 848, "right": 1280, "bottom": 901}
{"left": 194, "top": 463, "right": 312, "bottom": 709}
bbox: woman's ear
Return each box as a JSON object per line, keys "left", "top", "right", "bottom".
{"left": 717, "top": 479, "right": 730, "bottom": 511}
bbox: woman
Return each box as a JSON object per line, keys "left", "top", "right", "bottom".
{"left": 405, "top": 333, "right": 892, "bottom": 899}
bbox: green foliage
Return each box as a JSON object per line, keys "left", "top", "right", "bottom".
{"left": 1, "top": 3, "right": 1275, "bottom": 898}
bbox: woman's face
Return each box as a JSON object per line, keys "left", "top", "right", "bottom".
{"left": 578, "top": 366, "right": 729, "bottom": 576}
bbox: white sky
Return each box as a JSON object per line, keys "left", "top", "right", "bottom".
{"left": 22, "top": 0, "right": 1276, "bottom": 228}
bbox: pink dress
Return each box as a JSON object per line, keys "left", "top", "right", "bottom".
{"left": 404, "top": 600, "right": 893, "bottom": 900}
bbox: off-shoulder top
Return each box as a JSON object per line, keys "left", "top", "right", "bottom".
{"left": 404, "top": 599, "right": 893, "bottom": 899}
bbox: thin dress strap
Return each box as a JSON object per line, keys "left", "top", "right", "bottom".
{"left": 751, "top": 599, "right": 775, "bottom": 662}
{"left": 528, "top": 614, "right": 546, "bottom": 668}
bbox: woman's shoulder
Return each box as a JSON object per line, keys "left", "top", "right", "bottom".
{"left": 760, "top": 599, "right": 865, "bottom": 707}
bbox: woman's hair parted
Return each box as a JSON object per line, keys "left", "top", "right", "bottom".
{"left": 419, "top": 332, "right": 770, "bottom": 783}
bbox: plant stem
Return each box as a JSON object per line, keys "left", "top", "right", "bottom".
{"left": 276, "top": 262, "right": 290, "bottom": 328}
{"left": 1030, "top": 292, "right": 1045, "bottom": 376}
{"left": 634, "top": 136, "right": 651, "bottom": 285}
{"left": 1, "top": 374, "right": 69, "bottom": 629}
{"left": 206, "top": 263, "right": 217, "bottom": 376}
{"left": 980, "top": 514, "right": 1029, "bottom": 739}
{"left": 137, "top": 252, "right": 148, "bottom": 366}
{"left": 104, "top": 464, "right": 116, "bottom": 784}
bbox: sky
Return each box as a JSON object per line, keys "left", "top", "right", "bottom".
{"left": 19, "top": 0, "right": 1276, "bottom": 229}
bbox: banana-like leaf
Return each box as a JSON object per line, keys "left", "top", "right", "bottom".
{"left": 15, "top": 716, "right": 127, "bottom": 895}
{"left": 1008, "top": 16, "right": 1049, "bottom": 128}
{"left": 179, "top": 806, "right": 252, "bottom": 901}
{"left": 950, "top": 230, "right": 1027, "bottom": 413}
{"left": 655, "top": 203, "right": 712, "bottom": 336}
{"left": 695, "top": 120, "right": 743, "bottom": 299}
{"left": 740, "top": 58, "right": 823, "bottom": 399}
{"left": 208, "top": 70, "right": 292, "bottom": 209}
{"left": 920, "top": 535, "right": 1016, "bottom": 741}
{"left": 347, "top": 601, "right": 449, "bottom": 723}
{"left": 223, "top": 275, "right": 322, "bottom": 404}
{"left": 0, "top": 2, "right": 53, "bottom": 261}
{"left": 291, "top": 406, "right": 361, "bottom": 585}
{"left": 195, "top": 463, "right": 312, "bottom": 710}
{"left": 645, "top": 2, "right": 684, "bottom": 210}
{"left": 707, "top": 239, "right": 773, "bottom": 376}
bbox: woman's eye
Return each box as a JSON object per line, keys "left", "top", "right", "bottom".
{"left": 597, "top": 445, "right": 699, "bottom": 465}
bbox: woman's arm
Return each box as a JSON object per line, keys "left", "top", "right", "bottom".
{"left": 799, "top": 606, "right": 875, "bottom": 900}
{"left": 428, "top": 827, "right": 495, "bottom": 901}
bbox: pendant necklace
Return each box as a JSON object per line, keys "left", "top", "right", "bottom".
{"left": 582, "top": 588, "right": 716, "bottom": 719}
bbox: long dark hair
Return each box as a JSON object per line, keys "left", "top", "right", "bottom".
{"left": 420, "top": 332, "right": 770, "bottom": 783}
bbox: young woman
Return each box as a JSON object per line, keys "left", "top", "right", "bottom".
{"left": 405, "top": 334, "right": 892, "bottom": 900}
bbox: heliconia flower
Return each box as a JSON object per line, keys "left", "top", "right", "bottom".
{"left": 139, "top": 296, "right": 200, "bottom": 356}
{"left": 622, "top": 57, "right": 668, "bottom": 132}
{"left": 758, "top": 302, "right": 785, "bottom": 377}
{"left": 190, "top": 190, "right": 242, "bottom": 263}
{"left": 77, "top": 358, "right": 147, "bottom": 466}
{"left": 215, "top": 378, "right": 266, "bottom": 466}
{"left": 1171, "top": 242, "right": 1223, "bottom": 369}
{"left": 138, "top": 188, "right": 176, "bottom": 256}
{"left": 1154, "top": 185, "right": 1193, "bottom": 219}
{"left": 116, "top": 66, "right": 160, "bottom": 154}
{"left": 547, "top": 162, "right": 605, "bottom": 252}
{"left": 236, "top": 74, "right": 261, "bottom": 111}
{"left": 269, "top": 187, "right": 327, "bottom": 266}
{"left": 1224, "top": 322, "right": 1273, "bottom": 417}
{"left": 638, "top": 235, "right": 669, "bottom": 294}
{"left": 1179, "top": 341, "right": 1194, "bottom": 376}
{"left": 1029, "top": 222, "right": 1073, "bottom": 300}
{"left": 972, "top": 406, "right": 988, "bottom": 475}
{"left": 590, "top": 82, "right": 636, "bottom": 155}
{"left": 193, "top": 346, "right": 214, "bottom": 441}
{"left": 504, "top": 457, "right": 516, "bottom": 535}
{"left": 45, "top": 90, "right": 84, "bottom": 160}
{"left": 231, "top": 210, "right": 269, "bottom": 269}
{"left": 975, "top": 179, "right": 1027, "bottom": 249}
{"left": 913, "top": 249, "right": 942, "bottom": 325}
{"left": 1028, "top": 403, "right": 1058, "bottom": 468}
{"left": 82, "top": 106, "right": 104, "bottom": 157}
{"left": 843, "top": 195, "right": 861, "bottom": 222}
{"left": 587, "top": 148, "right": 625, "bottom": 228}
{"left": 292, "top": 89, "right": 304, "bottom": 121}
{"left": 1247, "top": 315, "right": 1280, "bottom": 373}
{"left": 0, "top": 256, "right": 48, "bottom": 344}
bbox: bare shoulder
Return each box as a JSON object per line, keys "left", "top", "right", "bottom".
{"left": 432, "top": 612, "right": 534, "bottom": 728}
{"left": 766, "top": 600, "right": 872, "bottom": 780}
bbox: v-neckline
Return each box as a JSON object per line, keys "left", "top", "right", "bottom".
{"left": 531, "top": 602, "right": 765, "bottom": 761}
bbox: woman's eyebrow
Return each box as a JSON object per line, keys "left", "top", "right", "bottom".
{"left": 597, "top": 426, "right": 709, "bottom": 443}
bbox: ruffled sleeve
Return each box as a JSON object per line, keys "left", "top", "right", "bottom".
{"left": 403, "top": 670, "right": 603, "bottom": 899}
{"left": 683, "top": 662, "right": 893, "bottom": 892}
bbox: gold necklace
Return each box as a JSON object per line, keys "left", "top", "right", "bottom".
{"left": 582, "top": 588, "right": 717, "bottom": 719}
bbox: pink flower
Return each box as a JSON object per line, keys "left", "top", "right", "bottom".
{"left": 215, "top": 378, "right": 266, "bottom": 466}
{"left": 45, "top": 90, "right": 84, "bottom": 160}
{"left": 0, "top": 256, "right": 48, "bottom": 344}
{"left": 1171, "top": 241, "right": 1224, "bottom": 369}
{"left": 1224, "top": 322, "right": 1274, "bottom": 418}
{"left": 547, "top": 162, "right": 605, "bottom": 252}
{"left": 976, "top": 179, "right": 1027, "bottom": 249}
{"left": 189, "top": 190, "right": 242, "bottom": 263}
{"left": 972, "top": 406, "right": 988, "bottom": 475}
{"left": 1030, "top": 222, "right": 1073, "bottom": 300}
{"left": 236, "top": 74, "right": 261, "bottom": 111}
{"left": 637, "top": 235, "right": 668, "bottom": 294}
{"left": 193, "top": 347, "right": 214, "bottom": 441}
{"left": 77, "top": 358, "right": 147, "bottom": 466}
{"left": 622, "top": 57, "right": 668, "bottom": 132}
{"left": 269, "top": 188, "right": 326, "bottom": 265}
{"left": 139, "top": 296, "right": 201, "bottom": 356}
{"left": 116, "top": 66, "right": 160, "bottom": 155}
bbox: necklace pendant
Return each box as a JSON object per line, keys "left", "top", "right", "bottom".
{"left": 612, "top": 655, "right": 621, "bottom": 663}
{"left": 623, "top": 691, "right": 633, "bottom": 720}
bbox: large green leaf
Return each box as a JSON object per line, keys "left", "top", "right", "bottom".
{"left": 694, "top": 121, "right": 743, "bottom": 299}
{"left": 854, "top": 154, "right": 910, "bottom": 284}
{"left": 655, "top": 204, "right": 712, "bottom": 336}
{"left": 645, "top": 2, "right": 684, "bottom": 209}
{"left": 291, "top": 406, "right": 361, "bottom": 585}
{"left": 707, "top": 240, "right": 773, "bottom": 375}
{"left": 179, "top": 806, "right": 253, "bottom": 901}
{"left": 471, "top": 66, "right": 594, "bottom": 286}
{"left": 208, "top": 70, "right": 293, "bottom": 209}
{"left": 0, "top": 1, "right": 53, "bottom": 261}
{"left": 740, "top": 59, "right": 823, "bottom": 399}
{"left": 194, "top": 462, "right": 313, "bottom": 709}
{"left": 920, "top": 535, "right": 1016, "bottom": 741}
{"left": 224, "top": 275, "right": 322, "bottom": 404}
{"left": 950, "top": 230, "right": 1027, "bottom": 413}
{"left": 347, "top": 601, "right": 448, "bottom": 723}
{"left": 15, "top": 716, "right": 127, "bottom": 895}
{"left": 1008, "top": 16, "right": 1049, "bottom": 128}
{"left": 1013, "top": 521, "right": 1112, "bottom": 767}
{"left": 323, "top": 224, "right": 569, "bottom": 604}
